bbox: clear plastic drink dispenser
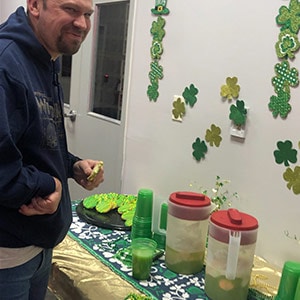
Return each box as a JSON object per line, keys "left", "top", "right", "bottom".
{"left": 205, "top": 208, "right": 258, "bottom": 300}
{"left": 165, "top": 191, "right": 211, "bottom": 274}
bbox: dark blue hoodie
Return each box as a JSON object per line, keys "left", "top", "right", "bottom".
{"left": 0, "top": 7, "right": 80, "bottom": 248}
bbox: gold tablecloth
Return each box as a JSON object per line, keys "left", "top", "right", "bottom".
{"left": 49, "top": 235, "right": 142, "bottom": 300}
{"left": 49, "top": 235, "right": 281, "bottom": 300}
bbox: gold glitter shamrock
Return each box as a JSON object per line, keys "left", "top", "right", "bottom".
{"left": 172, "top": 97, "right": 186, "bottom": 120}
{"left": 268, "top": 90, "right": 291, "bottom": 119}
{"left": 283, "top": 166, "right": 300, "bottom": 194}
{"left": 205, "top": 124, "right": 222, "bottom": 147}
{"left": 272, "top": 60, "right": 299, "bottom": 93}
{"left": 220, "top": 77, "right": 240, "bottom": 100}
{"left": 275, "top": 29, "right": 300, "bottom": 59}
{"left": 276, "top": 0, "right": 300, "bottom": 34}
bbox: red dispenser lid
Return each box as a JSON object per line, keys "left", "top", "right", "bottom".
{"left": 169, "top": 191, "right": 211, "bottom": 207}
{"left": 211, "top": 208, "right": 258, "bottom": 231}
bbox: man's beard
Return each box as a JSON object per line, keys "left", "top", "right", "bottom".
{"left": 56, "top": 33, "right": 85, "bottom": 55}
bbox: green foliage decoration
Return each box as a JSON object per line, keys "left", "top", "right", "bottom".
{"left": 182, "top": 84, "right": 198, "bottom": 108}
{"left": 205, "top": 124, "right": 222, "bottom": 147}
{"left": 172, "top": 97, "right": 185, "bottom": 119}
{"left": 268, "top": 90, "right": 291, "bottom": 118}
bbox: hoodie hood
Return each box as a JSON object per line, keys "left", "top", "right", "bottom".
{"left": 0, "top": 6, "right": 51, "bottom": 65}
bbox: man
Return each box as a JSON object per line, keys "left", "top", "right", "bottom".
{"left": 0, "top": 0, "right": 104, "bottom": 299}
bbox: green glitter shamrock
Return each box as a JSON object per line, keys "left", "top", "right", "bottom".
{"left": 268, "top": 90, "right": 291, "bottom": 118}
{"left": 229, "top": 100, "right": 247, "bottom": 126}
{"left": 150, "top": 16, "right": 166, "bottom": 42}
{"left": 192, "top": 137, "right": 208, "bottom": 161}
{"left": 205, "top": 124, "right": 222, "bottom": 147}
{"left": 149, "top": 61, "right": 163, "bottom": 84}
{"left": 151, "top": 40, "right": 163, "bottom": 60}
{"left": 182, "top": 84, "right": 199, "bottom": 107}
{"left": 147, "top": 82, "right": 159, "bottom": 102}
{"left": 274, "top": 140, "right": 297, "bottom": 167}
{"left": 272, "top": 60, "right": 299, "bottom": 93}
{"left": 283, "top": 166, "right": 300, "bottom": 194}
{"left": 172, "top": 97, "right": 185, "bottom": 120}
{"left": 275, "top": 29, "right": 300, "bottom": 59}
{"left": 276, "top": 0, "right": 300, "bottom": 34}
{"left": 220, "top": 77, "right": 240, "bottom": 100}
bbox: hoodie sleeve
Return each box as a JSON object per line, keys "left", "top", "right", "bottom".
{"left": 0, "top": 71, "right": 56, "bottom": 209}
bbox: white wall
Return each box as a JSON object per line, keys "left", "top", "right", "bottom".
{"left": 0, "top": 1, "right": 26, "bottom": 22}
{"left": 122, "top": 0, "right": 300, "bottom": 268}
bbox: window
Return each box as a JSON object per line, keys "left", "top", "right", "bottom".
{"left": 91, "top": 1, "right": 130, "bottom": 121}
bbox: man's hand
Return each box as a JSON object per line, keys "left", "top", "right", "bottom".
{"left": 19, "top": 177, "right": 62, "bottom": 216}
{"left": 73, "top": 159, "right": 104, "bottom": 190}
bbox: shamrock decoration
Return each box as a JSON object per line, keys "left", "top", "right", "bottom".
{"left": 150, "top": 16, "right": 166, "bottom": 42}
{"left": 272, "top": 60, "right": 299, "bottom": 93}
{"left": 192, "top": 137, "right": 208, "bottom": 161}
{"left": 274, "top": 140, "right": 297, "bottom": 167}
{"left": 220, "top": 77, "right": 240, "bottom": 100}
{"left": 205, "top": 124, "right": 222, "bottom": 147}
{"left": 229, "top": 100, "right": 247, "bottom": 126}
{"left": 182, "top": 84, "right": 199, "bottom": 108}
{"left": 151, "top": 40, "right": 163, "bottom": 60}
{"left": 147, "top": 82, "right": 159, "bottom": 102}
{"left": 275, "top": 29, "right": 300, "bottom": 59}
{"left": 283, "top": 166, "right": 300, "bottom": 194}
{"left": 268, "top": 90, "right": 291, "bottom": 118}
{"left": 276, "top": 0, "right": 300, "bottom": 34}
{"left": 172, "top": 96, "right": 185, "bottom": 120}
{"left": 149, "top": 61, "right": 164, "bottom": 84}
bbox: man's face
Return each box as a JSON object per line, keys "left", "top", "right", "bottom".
{"left": 34, "top": 0, "right": 94, "bottom": 58}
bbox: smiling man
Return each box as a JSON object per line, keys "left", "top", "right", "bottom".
{"left": 0, "top": 1, "right": 104, "bottom": 299}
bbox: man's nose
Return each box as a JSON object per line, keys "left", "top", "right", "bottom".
{"left": 73, "top": 14, "right": 89, "bottom": 30}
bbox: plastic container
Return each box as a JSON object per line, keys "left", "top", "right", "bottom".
{"left": 205, "top": 208, "right": 258, "bottom": 300}
{"left": 152, "top": 201, "right": 168, "bottom": 249}
{"left": 275, "top": 261, "right": 300, "bottom": 300}
{"left": 131, "top": 189, "right": 153, "bottom": 240}
{"left": 131, "top": 238, "right": 157, "bottom": 280}
{"left": 165, "top": 191, "right": 211, "bottom": 274}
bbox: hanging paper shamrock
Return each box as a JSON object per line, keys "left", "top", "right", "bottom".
{"left": 220, "top": 77, "right": 240, "bottom": 100}
{"left": 182, "top": 84, "right": 198, "bottom": 108}
{"left": 272, "top": 60, "right": 299, "bottom": 93}
{"left": 268, "top": 90, "right": 291, "bottom": 118}
{"left": 229, "top": 100, "right": 247, "bottom": 126}
{"left": 205, "top": 124, "right": 222, "bottom": 147}
{"left": 172, "top": 96, "right": 185, "bottom": 121}
{"left": 274, "top": 140, "right": 297, "bottom": 167}
{"left": 147, "top": 15, "right": 166, "bottom": 102}
{"left": 150, "top": 16, "right": 166, "bottom": 41}
{"left": 275, "top": 29, "right": 300, "bottom": 59}
{"left": 151, "top": 0, "right": 170, "bottom": 16}
{"left": 276, "top": 0, "right": 300, "bottom": 34}
{"left": 283, "top": 166, "right": 300, "bottom": 194}
{"left": 147, "top": 82, "right": 159, "bottom": 101}
{"left": 192, "top": 137, "right": 208, "bottom": 161}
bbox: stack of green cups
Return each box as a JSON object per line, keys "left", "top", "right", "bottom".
{"left": 131, "top": 189, "right": 153, "bottom": 240}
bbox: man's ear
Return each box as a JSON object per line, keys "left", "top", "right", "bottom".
{"left": 27, "top": 0, "right": 42, "bottom": 17}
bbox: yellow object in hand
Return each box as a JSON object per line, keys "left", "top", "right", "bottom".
{"left": 87, "top": 161, "right": 103, "bottom": 181}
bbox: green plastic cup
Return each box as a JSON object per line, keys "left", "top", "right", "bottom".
{"left": 275, "top": 261, "right": 300, "bottom": 300}
{"left": 131, "top": 238, "right": 157, "bottom": 280}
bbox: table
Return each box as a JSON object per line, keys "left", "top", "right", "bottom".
{"left": 48, "top": 201, "right": 282, "bottom": 300}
